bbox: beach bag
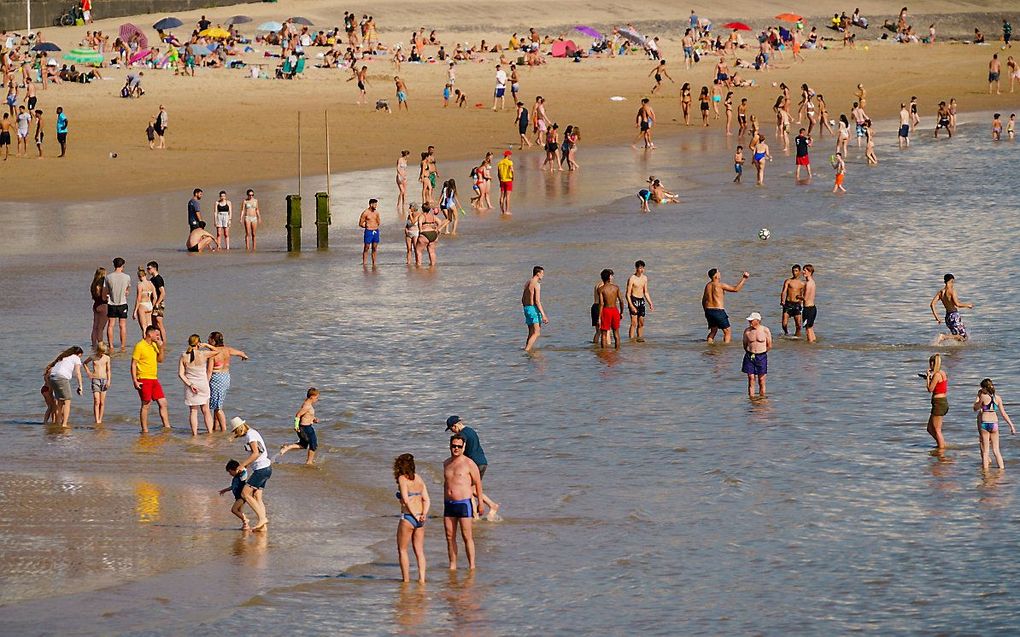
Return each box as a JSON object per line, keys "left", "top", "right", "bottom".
{"left": 693, "top": 50, "right": 700, "bottom": 62}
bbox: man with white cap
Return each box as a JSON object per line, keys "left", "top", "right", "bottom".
{"left": 741, "top": 312, "right": 772, "bottom": 399}
{"left": 231, "top": 416, "right": 272, "bottom": 531}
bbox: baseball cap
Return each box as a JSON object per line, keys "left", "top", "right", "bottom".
{"left": 445, "top": 415, "right": 462, "bottom": 430}
{"left": 746, "top": 312, "right": 762, "bottom": 321}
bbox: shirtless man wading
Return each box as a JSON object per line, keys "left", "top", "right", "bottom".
{"left": 780, "top": 264, "right": 806, "bottom": 337}
{"left": 597, "top": 269, "right": 625, "bottom": 349}
{"left": 522, "top": 266, "right": 548, "bottom": 352}
{"left": 930, "top": 273, "right": 973, "bottom": 344}
{"left": 802, "top": 264, "right": 818, "bottom": 343}
{"left": 703, "top": 268, "right": 749, "bottom": 343}
{"left": 443, "top": 433, "right": 484, "bottom": 570}
{"left": 626, "top": 260, "right": 654, "bottom": 341}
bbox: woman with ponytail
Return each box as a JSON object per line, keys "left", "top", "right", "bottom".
{"left": 973, "top": 379, "right": 1016, "bottom": 469}
{"left": 177, "top": 334, "right": 214, "bottom": 435}
{"left": 44, "top": 346, "right": 84, "bottom": 427}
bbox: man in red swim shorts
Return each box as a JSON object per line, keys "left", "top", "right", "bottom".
{"left": 131, "top": 324, "right": 170, "bottom": 433}
{"left": 496, "top": 149, "right": 514, "bottom": 215}
{"left": 596, "top": 268, "right": 625, "bottom": 349}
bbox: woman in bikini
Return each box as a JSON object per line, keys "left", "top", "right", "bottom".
{"left": 133, "top": 266, "right": 155, "bottom": 335}
{"left": 241, "top": 189, "right": 261, "bottom": 251}
{"left": 439, "top": 179, "right": 462, "bottom": 234}
{"left": 836, "top": 114, "right": 850, "bottom": 156}
{"left": 566, "top": 126, "right": 580, "bottom": 171}
{"left": 207, "top": 331, "right": 248, "bottom": 432}
{"left": 973, "top": 379, "right": 1016, "bottom": 469}
{"left": 394, "top": 453, "right": 430, "bottom": 583}
{"left": 724, "top": 92, "right": 734, "bottom": 135}
{"left": 479, "top": 152, "right": 493, "bottom": 210}
{"left": 404, "top": 202, "right": 420, "bottom": 265}
{"left": 395, "top": 150, "right": 409, "bottom": 215}
{"left": 699, "top": 86, "right": 710, "bottom": 126}
{"left": 418, "top": 151, "right": 432, "bottom": 204}
{"left": 751, "top": 133, "right": 771, "bottom": 186}
{"left": 541, "top": 123, "right": 560, "bottom": 171}
{"left": 414, "top": 203, "right": 448, "bottom": 266}
{"left": 680, "top": 83, "right": 692, "bottom": 126}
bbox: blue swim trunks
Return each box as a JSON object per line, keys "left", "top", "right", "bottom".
{"left": 230, "top": 470, "right": 248, "bottom": 500}
{"left": 945, "top": 311, "right": 967, "bottom": 339}
{"left": 523, "top": 304, "right": 541, "bottom": 325}
{"left": 364, "top": 228, "right": 380, "bottom": 244}
{"left": 734, "top": 163, "right": 743, "bottom": 174}
{"left": 444, "top": 498, "right": 474, "bottom": 518}
{"left": 741, "top": 351, "right": 768, "bottom": 376}
{"left": 397, "top": 91, "right": 407, "bottom": 102}
{"left": 495, "top": 86, "right": 505, "bottom": 97}
{"left": 704, "top": 308, "right": 730, "bottom": 330}
{"left": 297, "top": 424, "right": 318, "bottom": 451}
{"left": 638, "top": 189, "right": 651, "bottom": 201}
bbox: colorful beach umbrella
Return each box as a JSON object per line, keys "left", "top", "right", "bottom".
{"left": 152, "top": 17, "right": 183, "bottom": 30}
{"left": 128, "top": 48, "right": 151, "bottom": 64}
{"left": 226, "top": 15, "right": 252, "bottom": 24}
{"left": 289, "top": 17, "right": 314, "bottom": 26}
{"left": 63, "top": 47, "right": 104, "bottom": 64}
{"left": 574, "top": 25, "right": 604, "bottom": 39}
{"left": 119, "top": 23, "right": 148, "bottom": 49}
{"left": 723, "top": 22, "right": 752, "bottom": 31}
{"left": 775, "top": 13, "right": 803, "bottom": 22}
{"left": 199, "top": 27, "right": 231, "bottom": 39}
{"left": 258, "top": 21, "right": 283, "bottom": 32}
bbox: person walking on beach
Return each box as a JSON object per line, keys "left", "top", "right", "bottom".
{"left": 44, "top": 346, "right": 83, "bottom": 428}
{"left": 444, "top": 433, "right": 484, "bottom": 570}
{"left": 279, "top": 388, "right": 320, "bottom": 465}
{"left": 208, "top": 331, "right": 248, "bottom": 432}
{"left": 974, "top": 379, "right": 1016, "bottom": 469}
{"left": 146, "top": 261, "right": 167, "bottom": 342}
{"left": 55, "top": 106, "right": 67, "bottom": 157}
{"left": 89, "top": 267, "right": 108, "bottom": 348}
{"left": 445, "top": 416, "right": 499, "bottom": 519}
{"left": 626, "top": 260, "right": 654, "bottom": 341}
{"left": 83, "top": 343, "right": 110, "bottom": 424}
{"left": 522, "top": 266, "right": 548, "bottom": 352}
{"left": 780, "top": 265, "right": 805, "bottom": 337}
{"left": 231, "top": 417, "right": 271, "bottom": 531}
{"left": 497, "top": 150, "right": 514, "bottom": 215}
{"left": 802, "top": 264, "right": 818, "bottom": 343}
{"left": 514, "top": 101, "right": 531, "bottom": 149}
{"left": 898, "top": 103, "right": 911, "bottom": 148}
{"left": 741, "top": 312, "right": 772, "bottom": 399}
{"left": 703, "top": 268, "right": 749, "bottom": 343}
{"left": 930, "top": 273, "right": 973, "bottom": 344}
{"left": 394, "top": 76, "right": 409, "bottom": 111}
{"left": 492, "top": 64, "right": 508, "bottom": 111}
{"left": 394, "top": 453, "right": 430, "bottom": 583}
{"left": 596, "top": 268, "right": 624, "bottom": 350}
{"left": 794, "top": 129, "right": 812, "bottom": 180}
{"left": 188, "top": 188, "right": 204, "bottom": 230}
{"left": 131, "top": 325, "right": 169, "bottom": 433}
{"left": 925, "top": 353, "right": 949, "bottom": 449}
{"left": 104, "top": 257, "right": 131, "bottom": 352}
{"left": 635, "top": 98, "right": 655, "bottom": 149}
{"left": 177, "top": 334, "right": 213, "bottom": 436}
{"left": 155, "top": 105, "right": 168, "bottom": 149}
{"left": 989, "top": 54, "right": 1002, "bottom": 95}
{"left": 359, "top": 198, "right": 381, "bottom": 266}
{"left": 750, "top": 134, "right": 771, "bottom": 186}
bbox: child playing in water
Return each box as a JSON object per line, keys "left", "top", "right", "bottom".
{"left": 442, "top": 83, "right": 452, "bottom": 107}
{"left": 83, "top": 342, "right": 111, "bottom": 424}
{"left": 279, "top": 387, "right": 320, "bottom": 465}
{"left": 218, "top": 459, "right": 250, "bottom": 529}
{"left": 41, "top": 383, "right": 57, "bottom": 424}
{"left": 1008, "top": 113, "right": 1016, "bottom": 140}
{"left": 992, "top": 113, "right": 1003, "bottom": 141}
{"left": 733, "top": 145, "right": 744, "bottom": 183}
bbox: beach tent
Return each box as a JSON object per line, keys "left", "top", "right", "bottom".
{"left": 550, "top": 39, "right": 578, "bottom": 57}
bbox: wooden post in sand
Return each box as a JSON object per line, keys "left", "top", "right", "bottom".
{"left": 316, "top": 110, "right": 331, "bottom": 250}
{"left": 286, "top": 195, "right": 302, "bottom": 252}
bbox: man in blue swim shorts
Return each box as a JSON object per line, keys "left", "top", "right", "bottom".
{"left": 702, "top": 268, "right": 749, "bottom": 343}
{"left": 930, "top": 272, "right": 973, "bottom": 344}
{"left": 741, "top": 312, "right": 772, "bottom": 399}
{"left": 358, "top": 198, "right": 381, "bottom": 266}
{"left": 522, "top": 266, "right": 548, "bottom": 352}
{"left": 443, "top": 433, "right": 484, "bottom": 570}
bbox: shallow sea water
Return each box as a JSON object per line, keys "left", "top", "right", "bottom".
{"left": 2, "top": 113, "right": 1020, "bottom": 635}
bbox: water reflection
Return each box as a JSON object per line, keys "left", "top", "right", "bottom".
{"left": 135, "top": 481, "right": 161, "bottom": 524}
{"left": 393, "top": 583, "right": 429, "bottom": 633}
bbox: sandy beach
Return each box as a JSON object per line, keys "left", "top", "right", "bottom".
{"left": 6, "top": 0, "right": 1018, "bottom": 201}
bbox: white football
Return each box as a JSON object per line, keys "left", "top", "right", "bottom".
{"left": 758, "top": 228, "right": 771, "bottom": 240}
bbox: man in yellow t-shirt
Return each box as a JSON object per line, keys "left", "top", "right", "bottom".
{"left": 131, "top": 325, "right": 169, "bottom": 433}
{"left": 496, "top": 150, "right": 514, "bottom": 215}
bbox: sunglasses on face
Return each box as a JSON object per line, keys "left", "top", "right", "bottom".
{"left": 450, "top": 444, "right": 464, "bottom": 449}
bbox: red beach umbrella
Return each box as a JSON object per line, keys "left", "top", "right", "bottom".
{"left": 775, "top": 13, "right": 803, "bottom": 22}
{"left": 723, "top": 22, "right": 752, "bottom": 31}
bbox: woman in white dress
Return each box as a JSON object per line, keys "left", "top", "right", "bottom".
{"left": 177, "top": 334, "right": 213, "bottom": 435}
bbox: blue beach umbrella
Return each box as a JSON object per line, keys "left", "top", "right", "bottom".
{"left": 32, "top": 42, "right": 61, "bottom": 52}
{"left": 153, "top": 17, "right": 183, "bottom": 30}
{"left": 258, "top": 21, "right": 283, "bottom": 32}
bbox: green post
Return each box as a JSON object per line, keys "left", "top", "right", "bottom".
{"left": 286, "top": 194, "right": 302, "bottom": 252}
{"left": 315, "top": 191, "right": 331, "bottom": 250}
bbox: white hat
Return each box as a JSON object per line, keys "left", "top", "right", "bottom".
{"left": 746, "top": 312, "right": 762, "bottom": 321}
{"left": 229, "top": 416, "right": 247, "bottom": 435}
